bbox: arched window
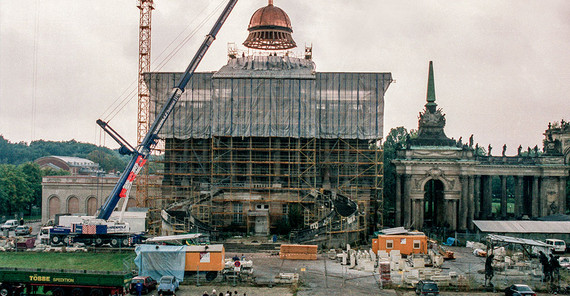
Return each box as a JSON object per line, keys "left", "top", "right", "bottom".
{"left": 67, "top": 196, "right": 80, "bottom": 214}
{"left": 49, "top": 196, "right": 61, "bottom": 219}
{"left": 87, "top": 197, "right": 98, "bottom": 216}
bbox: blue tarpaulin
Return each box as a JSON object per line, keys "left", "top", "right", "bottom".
{"left": 134, "top": 245, "right": 187, "bottom": 283}
{"left": 444, "top": 237, "right": 457, "bottom": 246}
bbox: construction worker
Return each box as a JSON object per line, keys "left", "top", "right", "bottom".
{"left": 135, "top": 280, "right": 143, "bottom": 296}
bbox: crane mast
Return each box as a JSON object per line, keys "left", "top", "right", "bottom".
{"left": 97, "top": 0, "right": 238, "bottom": 221}
{"left": 136, "top": 0, "right": 153, "bottom": 210}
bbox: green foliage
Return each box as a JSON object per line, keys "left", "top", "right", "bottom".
{"left": 383, "top": 127, "right": 410, "bottom": 226}
{"left": 86, "top": 149, "right": 126, "bottom": 173}
{"left": 0, "top": 135, "right": 127, "bottom": 172}
{"left": 0, "top": 164, "right": 34, "bottom": 215}
{"left": 19, "top": 163, "right": 42, "bottom": 213}
{"left": 288, "top": 203, "right": 304, "bottom": 230}
{"left": 272, "top": 217, "right": 291, "bottom": 235}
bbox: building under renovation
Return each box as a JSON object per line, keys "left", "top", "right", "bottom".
{"left": 146, "top": 1, "right": 392, "bottom": 242}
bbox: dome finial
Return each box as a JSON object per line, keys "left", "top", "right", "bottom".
{"left": 268, "top": 0, "right": 273, "bottom": 6}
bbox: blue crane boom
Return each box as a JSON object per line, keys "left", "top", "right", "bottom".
{"left": 97, "top": 0, "right": 238, "bottom": 220}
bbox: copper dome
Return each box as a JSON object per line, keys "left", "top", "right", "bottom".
{"left": 243, "top": 0, "right": 296, "bottom": 50}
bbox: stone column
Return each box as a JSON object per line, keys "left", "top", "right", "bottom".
{"left": 395, "top": 175, "right": 402, "bottom": 226}
{"left": 533, "top": 177, "right": 541, "bottom": 216}
{"left": 514, "top": 176, "right": 524, "bottom": 218}
{"left": 446, "top": 199, "right": 457, "bottom": 231}
{"left": 413, "top": 199, "right": 424, "bottom": 229}
{"left": 468, "top": 176, "right": 475, "bottom": 230}
{"left": 500, "top": 175, "right": 507, "bottom": 218}
{"left": 542, "top": 177, "right": 553, "bottom": 215}
{"left": 459, "top": 176, "right": 468, "bottom": 230}
{"left": 403, "top": 175, "right": 412, "bottom": 227}
{"left": 474, "top": 176, "right": 481, "bottom": 219}
{"left": 481, "top": 176, "right": 493, "bottom": 219}
{"left": 419, "top": 198, "right": 424, "bottom": 229}
{"left": 559, "top": 177, "right": 567, "bottom": 214}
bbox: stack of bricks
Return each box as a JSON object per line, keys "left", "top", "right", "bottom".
{"left": 279, "top": 244, "right": 318, "bottom": 260}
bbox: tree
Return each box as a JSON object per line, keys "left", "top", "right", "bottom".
{"left": 86, "top": 150, "right": 127, "bottom": 173}
{"left": 0, "top": 135, "right": 127, "bottom": 171}
{"left": 288, "top": 203, "right": 304, "bottom": 230}
{"left": 0, "top": 164, "right": 34, "bottom": 216}
{"left": 20, "top": 163, "right": 43, "bottom": 215}
{"left": 383, "top": 127, "right": 411, "bottom": 227}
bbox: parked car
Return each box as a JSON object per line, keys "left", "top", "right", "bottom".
{"left": 157, "top": 276, "right": 178, "bottom": 296}
{"left": 415, "top": 280, "right": 439, "bottom": 295}
{"left": 14, "top": 225, "right": 31, "bottom": 236}
{"left": 546, "top": 239, "right": 566, "bottom": 253}
{"left": 129, "top": 276, "right": 157, "bottom": 295}
{"left": 504, "top": 284, "right": 536, "bottom": 296}
{"left": 1, "top": 220, "right": 19, "bottom": 231}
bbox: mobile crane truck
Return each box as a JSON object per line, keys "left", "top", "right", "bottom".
{"left": 48, "top": 0, "right": 238, "bottom": 248}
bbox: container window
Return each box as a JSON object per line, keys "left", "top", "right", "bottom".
{"left": 413, "top": 240, "right": 420, "bottom": 249}
{"left": 386, "top": 240, "right": 393, "bottom": 249}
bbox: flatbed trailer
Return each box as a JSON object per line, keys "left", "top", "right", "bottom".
{"left": 0, "top": 267, "right": 132, "bottom": 296}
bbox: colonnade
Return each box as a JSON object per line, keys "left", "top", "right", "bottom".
{"left": 395, "top": 173, "right": 567, "bottom": 231}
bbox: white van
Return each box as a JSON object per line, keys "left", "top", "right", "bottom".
{"left": 546, "top": 239, "right": 566, "bottom": 253}
{"left": 36, "top": 226, "right": 52, "bottom": 245}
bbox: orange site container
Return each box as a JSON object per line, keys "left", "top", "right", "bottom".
{"left": 372, "top": 234, "right": 427, "bottom": 256}
{"left": 185, "top": 244, "right": 225, "bottom": 272}
{"left": 279, "top": 244, "right": 318, "bottom": 260}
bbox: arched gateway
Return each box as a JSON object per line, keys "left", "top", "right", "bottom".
{"left": 424, "top": 179, "right": 445, "bottom": 228}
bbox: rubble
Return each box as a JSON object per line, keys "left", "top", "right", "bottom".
{"left": 273, "top": 273, "right": 299, "bottom": 284}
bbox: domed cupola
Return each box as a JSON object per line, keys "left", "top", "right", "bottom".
{"left": 243, "top": 0, "right": 297, "bottom": 50}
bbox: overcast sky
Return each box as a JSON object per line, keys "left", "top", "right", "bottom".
{"left": 1, "top": 0, "right": 568, "bottom": 155}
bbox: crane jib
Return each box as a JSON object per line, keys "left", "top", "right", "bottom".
{"left": 119, "top": 155, "right": 147, "bottom": 198}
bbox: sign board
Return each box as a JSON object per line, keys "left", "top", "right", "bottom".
{"left": 234, "top": 260, "right": 241, "bottom": 267}
{"left": 200, "top": 252, "right": 210, "bottom": 263}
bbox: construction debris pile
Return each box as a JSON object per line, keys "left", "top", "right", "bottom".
{"left": 327, "top": 243, "right": 463, "bottom": 288}
{"left": 0, "top": 236, "right": 88, "bottom": 252}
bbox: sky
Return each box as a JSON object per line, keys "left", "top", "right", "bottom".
{"left": 1, "top": 0, "right": 569, "bottom": 155}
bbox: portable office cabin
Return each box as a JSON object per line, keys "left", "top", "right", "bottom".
{"left": 372, "top": 234, "right": 427, "bottom": 256}
{"left": 185, "top": 244, "right": 225, "bottom": 272}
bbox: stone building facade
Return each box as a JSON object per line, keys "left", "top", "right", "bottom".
{"left": 392, "top": 62, "right": 569, "bottom": 231}
{"left": 41, "top": 175, "right": 161, "bottom": 224}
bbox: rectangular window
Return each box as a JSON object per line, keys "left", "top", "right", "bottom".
{"left": 386, "top": 240, "right": 393, "bottom": 249}
{"left": 233, "top": 203, "right": 243, "bottom": 223}
{"left": 413, "top": 240, "right": 421, "bottom": 249}
{"left": 282, "top": 204, "right": 289, "bottom": 215}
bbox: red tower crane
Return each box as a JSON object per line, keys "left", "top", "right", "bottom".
{"left": 136, "top": 0, "right": 153, "bottom": 209}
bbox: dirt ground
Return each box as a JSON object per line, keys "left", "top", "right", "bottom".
{"left": 172, "top": 248, "right": 559, "bottom": 296}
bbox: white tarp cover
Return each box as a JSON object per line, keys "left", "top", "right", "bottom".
{"left": 134, "top": 245, "right": 186, "bottom": 283}
{"left": 146, "top": 57, "right": 391, "bottom": 140}
{"left": 473, "top": 220, "right": 570, "bottom": 233}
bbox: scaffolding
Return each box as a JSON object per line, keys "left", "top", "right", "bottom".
{"left": 145, "top": 55, "right": 391, "bottom": 239}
